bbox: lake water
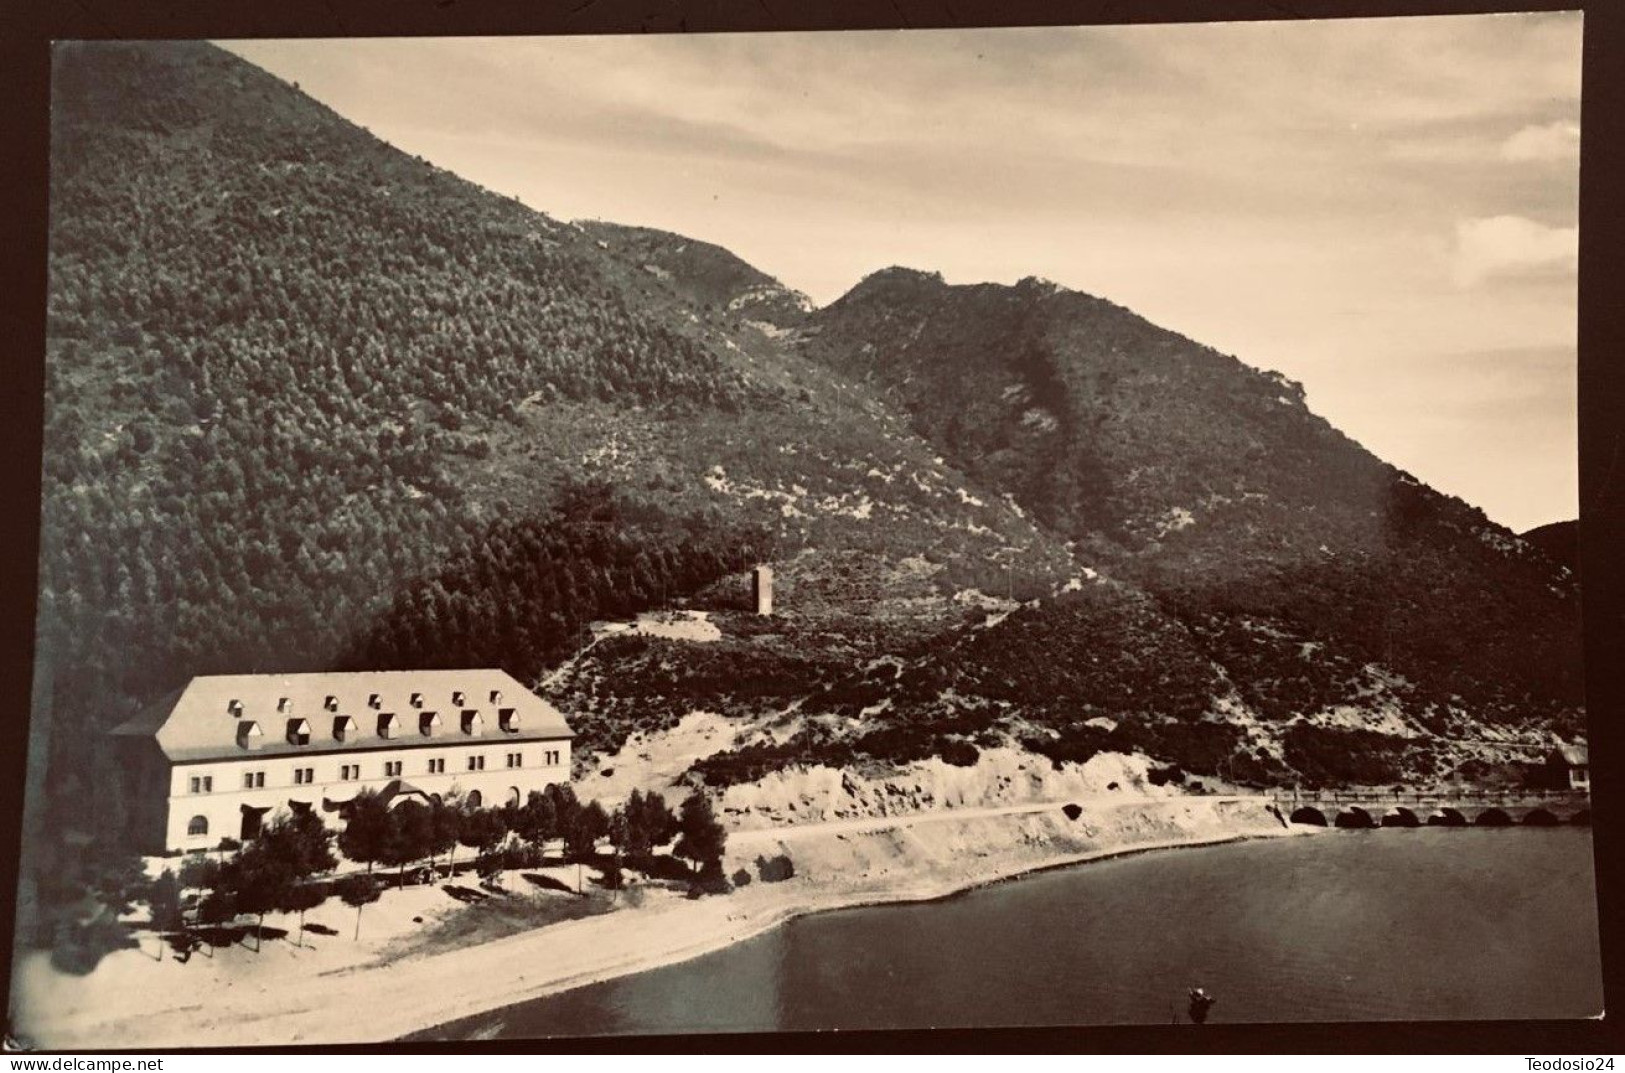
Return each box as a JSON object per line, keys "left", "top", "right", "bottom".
{"left": 417, "top": 828, "right": 1602, "bottom": 1038}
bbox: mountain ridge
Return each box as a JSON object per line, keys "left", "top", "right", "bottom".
{"left": 34, "top": 41, "right": 1584, "bottom": 855}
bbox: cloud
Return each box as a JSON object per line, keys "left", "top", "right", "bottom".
{"left": 1451, "top": 215, "right": 1577, "bottom": 286}
{"left": 1499, "top": 120, "right": 1581, "bottom": 162}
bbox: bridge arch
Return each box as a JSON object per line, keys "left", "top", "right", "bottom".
{"left": 1523, "top": 808, "right": 1560, "bottom": 826}
{"left": 1380, "top": 807, "right": 1420, "bottom": 828}
{"left": 1475, "top": 808, "right": 1512, "bottom": 827}
{"left": 1334, "top": 806, "right": 1375, "bottom": 829}
{"left": 1289, "top": 806, "right": 1327, "bottom": 826}
{"left": 1426, "top": 808, "right": 1467, "bottom": 827}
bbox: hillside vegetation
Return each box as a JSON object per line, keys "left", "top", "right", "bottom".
{"left": 35, "top": 40, "right": 1584, "bottom": 873}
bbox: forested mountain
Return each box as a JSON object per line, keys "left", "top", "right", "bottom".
{"left": 35, "top": 40, "right": 1583, "bottom": 854}
{"left": 801, "top": 269, "right": 1583, "bottom": 738}
{"left": 37, "top": 41, "right": 1067, "bottom": 838}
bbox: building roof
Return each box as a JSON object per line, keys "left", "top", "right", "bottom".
{"left": 1554, "top": 743, "right": 1589, "bottom": 767}
{"left": 109, "top": 669, "right": 573, "bottom": 764}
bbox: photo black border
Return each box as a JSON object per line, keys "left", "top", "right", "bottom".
{"left": 0, "top": 0, "right": 1619, "bottom": 1055}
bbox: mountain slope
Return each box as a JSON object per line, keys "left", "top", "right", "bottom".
{"left": 801, "top": 268, "right": 1583, "bottom": 737}
{"left": 38, "top": 42, "right": 1081, "bottom": 832}
{"left": 1522, "top": 519, "right": 1578, "bottom": 575}
{"left": 35, "top": 39, "right": 1584, "bottom": 859}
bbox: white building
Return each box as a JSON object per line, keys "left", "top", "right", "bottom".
{"left": 110, "top": 669, "right": 574, "bottom": 854}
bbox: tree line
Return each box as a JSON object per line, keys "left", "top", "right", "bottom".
{"left": 136, "top": 785, "right": 729, "bottom": 966}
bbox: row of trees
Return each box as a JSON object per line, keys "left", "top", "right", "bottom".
{"left": 146, "top": 785, "right": 729, "bottom": 956}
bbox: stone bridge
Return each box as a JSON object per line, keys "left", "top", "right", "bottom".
{"left": 1270, "top": 789, "right": 1591, "bottom": 828}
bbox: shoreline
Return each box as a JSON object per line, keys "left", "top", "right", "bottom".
{"left": 14, "top": 796, "right": 1300, "bottom": 1049}
{"left": 410, "top": 822, "right": 1307, "bottom": 1041}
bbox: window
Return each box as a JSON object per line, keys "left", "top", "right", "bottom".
{"left": 498, "top": 707, "right": 519, "bottom": 732}
{"left": 243, "top": 771, "right": 265, "bottom": 789}
{"left": 410, "top": 692, "right": 424, "bottom": 709}
{"left": 293, "top": 767, "right": 314, "bottom": 785}
{"left": 286, "top": 718, "right": 312, "bottom": 747}
{"left": 237, "top": 720, "right": 263, "bottom": 750}
{"left": 187, "top": 815, "right": 209, "bottom": 837}
{"left": 489, "top": 689, "right": 503, "bottom": 705}
{"left": 385, "top": 760, "right": 403, "bottom": 777}
{"left": 340, "top": 764, "right": 360, "bottom": 781}
{"left": 545, "top": 750, "right": 561, "bottom": 766}
{"left": 278, "top": 697, "right": 292, "bottom": 714}
{"left": 333, "top": 714, "right": 357, "bottom": 742}
{"left": 451, "top": 691, "right": 466, "bottom": 707}
{"left": 367, "top": 693, "right": 381, "bottom": 709}
{"left": 377, "top": 712, "right": 400, "bottom": 739}
{"left": 506, "top": 752, "right": 522, "bottom": 768}
{"left": 419, "top": 710, "right": 441, "bottom": 737}
{"left": 324, "top": 695, "right": 339, "bottom": 712}
{"left": 227, "top": 699, "right": 243, "bottom": 717}
{"left": 189, "top": 775, "right": 213, "bottom": 794}
{"left": 461, "top": 710, "right": 483, "bottom": 735}
{"left": 467, "top": 755, "right": 486, "bottom": 772}
{"left": 427, "top": 757, "right": 446, "bottom": 775}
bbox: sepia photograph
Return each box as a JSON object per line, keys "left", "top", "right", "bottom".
{"left": 5, "top": 9, "right": 1602, "bottom": 1049}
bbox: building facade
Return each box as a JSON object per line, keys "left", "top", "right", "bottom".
{"left": 111, "top": 669, "right": 574, "bottom": 854}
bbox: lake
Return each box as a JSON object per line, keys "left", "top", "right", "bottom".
{"left": 416, "top": 827, "right": 1602, "bottom": 1038}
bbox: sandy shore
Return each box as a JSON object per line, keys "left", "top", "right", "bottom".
{"left": 12, "top": 793, "right": 1303, "bottom": 1049}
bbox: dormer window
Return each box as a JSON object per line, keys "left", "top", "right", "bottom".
{"left": 498, "top": 708, "right": 519, "bottom": 733}
{"left": 278, "top": 697, "right": 292, "bottom": 714}
{"left": 333, "top": 714, "right": 358, "bottom": 742}
{"left": 227, "top": 699, "right": 244, "bottom": 717}
{"left": 460, "top": 710, "right": 483, "bottom": 735}
{"left": 377, "top": 711, "right": 401, "bottom": 739}
{"left": 325, "top": 695, "right": 339, "bottom": 712}
{"left": 410, "top": 692, "right": 424, "bottom": 709}
{"left": 368, "top": 693, "right": 381, "bottom": 709}
{"left": 451, "top": 691, "right": 466, "bottom": 707}
{"left": 236, "top": 720, "right": 263, "bottom": 750}
{"left": 489, "top": 689, "right": 503, "bottom": 705}
{"left": 419, "top": 710, "right": 441, "bottom": 737}
{"left": 286, "top": 717, "right": 312, "bottom": 746}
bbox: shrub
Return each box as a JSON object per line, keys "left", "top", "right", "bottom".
{"left": 1147, "top": 764, "right": 1185, "bottom": 786}
{"left": 755, "top": 853, "right": 795, "bottom": 883}
{"left": 687, "top": 861, "right": 732, "bottom": 898}
{"left": 50, "top": 916, "right": 137, "bottom": 975}
{"left": 731, "top": 868, "right": 752, "bottom": 887}
{"left": 938, "top": 739, "right": 979, "bottom": 767}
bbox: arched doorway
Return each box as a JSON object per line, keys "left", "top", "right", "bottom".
{"left": 507, "top": 787, "right": 522, "bottom": 807}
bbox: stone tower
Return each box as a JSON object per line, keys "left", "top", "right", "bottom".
{"left": 752, "top": 564, "right": 774, "bottom": 616}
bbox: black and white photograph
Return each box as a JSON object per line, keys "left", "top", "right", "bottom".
{"left": 5, "top": 9, "right": 1605, "bottom": 1049}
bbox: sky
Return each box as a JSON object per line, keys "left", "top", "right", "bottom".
{"left": 224, "top": 13, "right": 1582, "bottom": 532}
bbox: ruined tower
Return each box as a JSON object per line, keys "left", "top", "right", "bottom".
{"left": 752, "top": 564, "right": 774, "bottom": 616}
